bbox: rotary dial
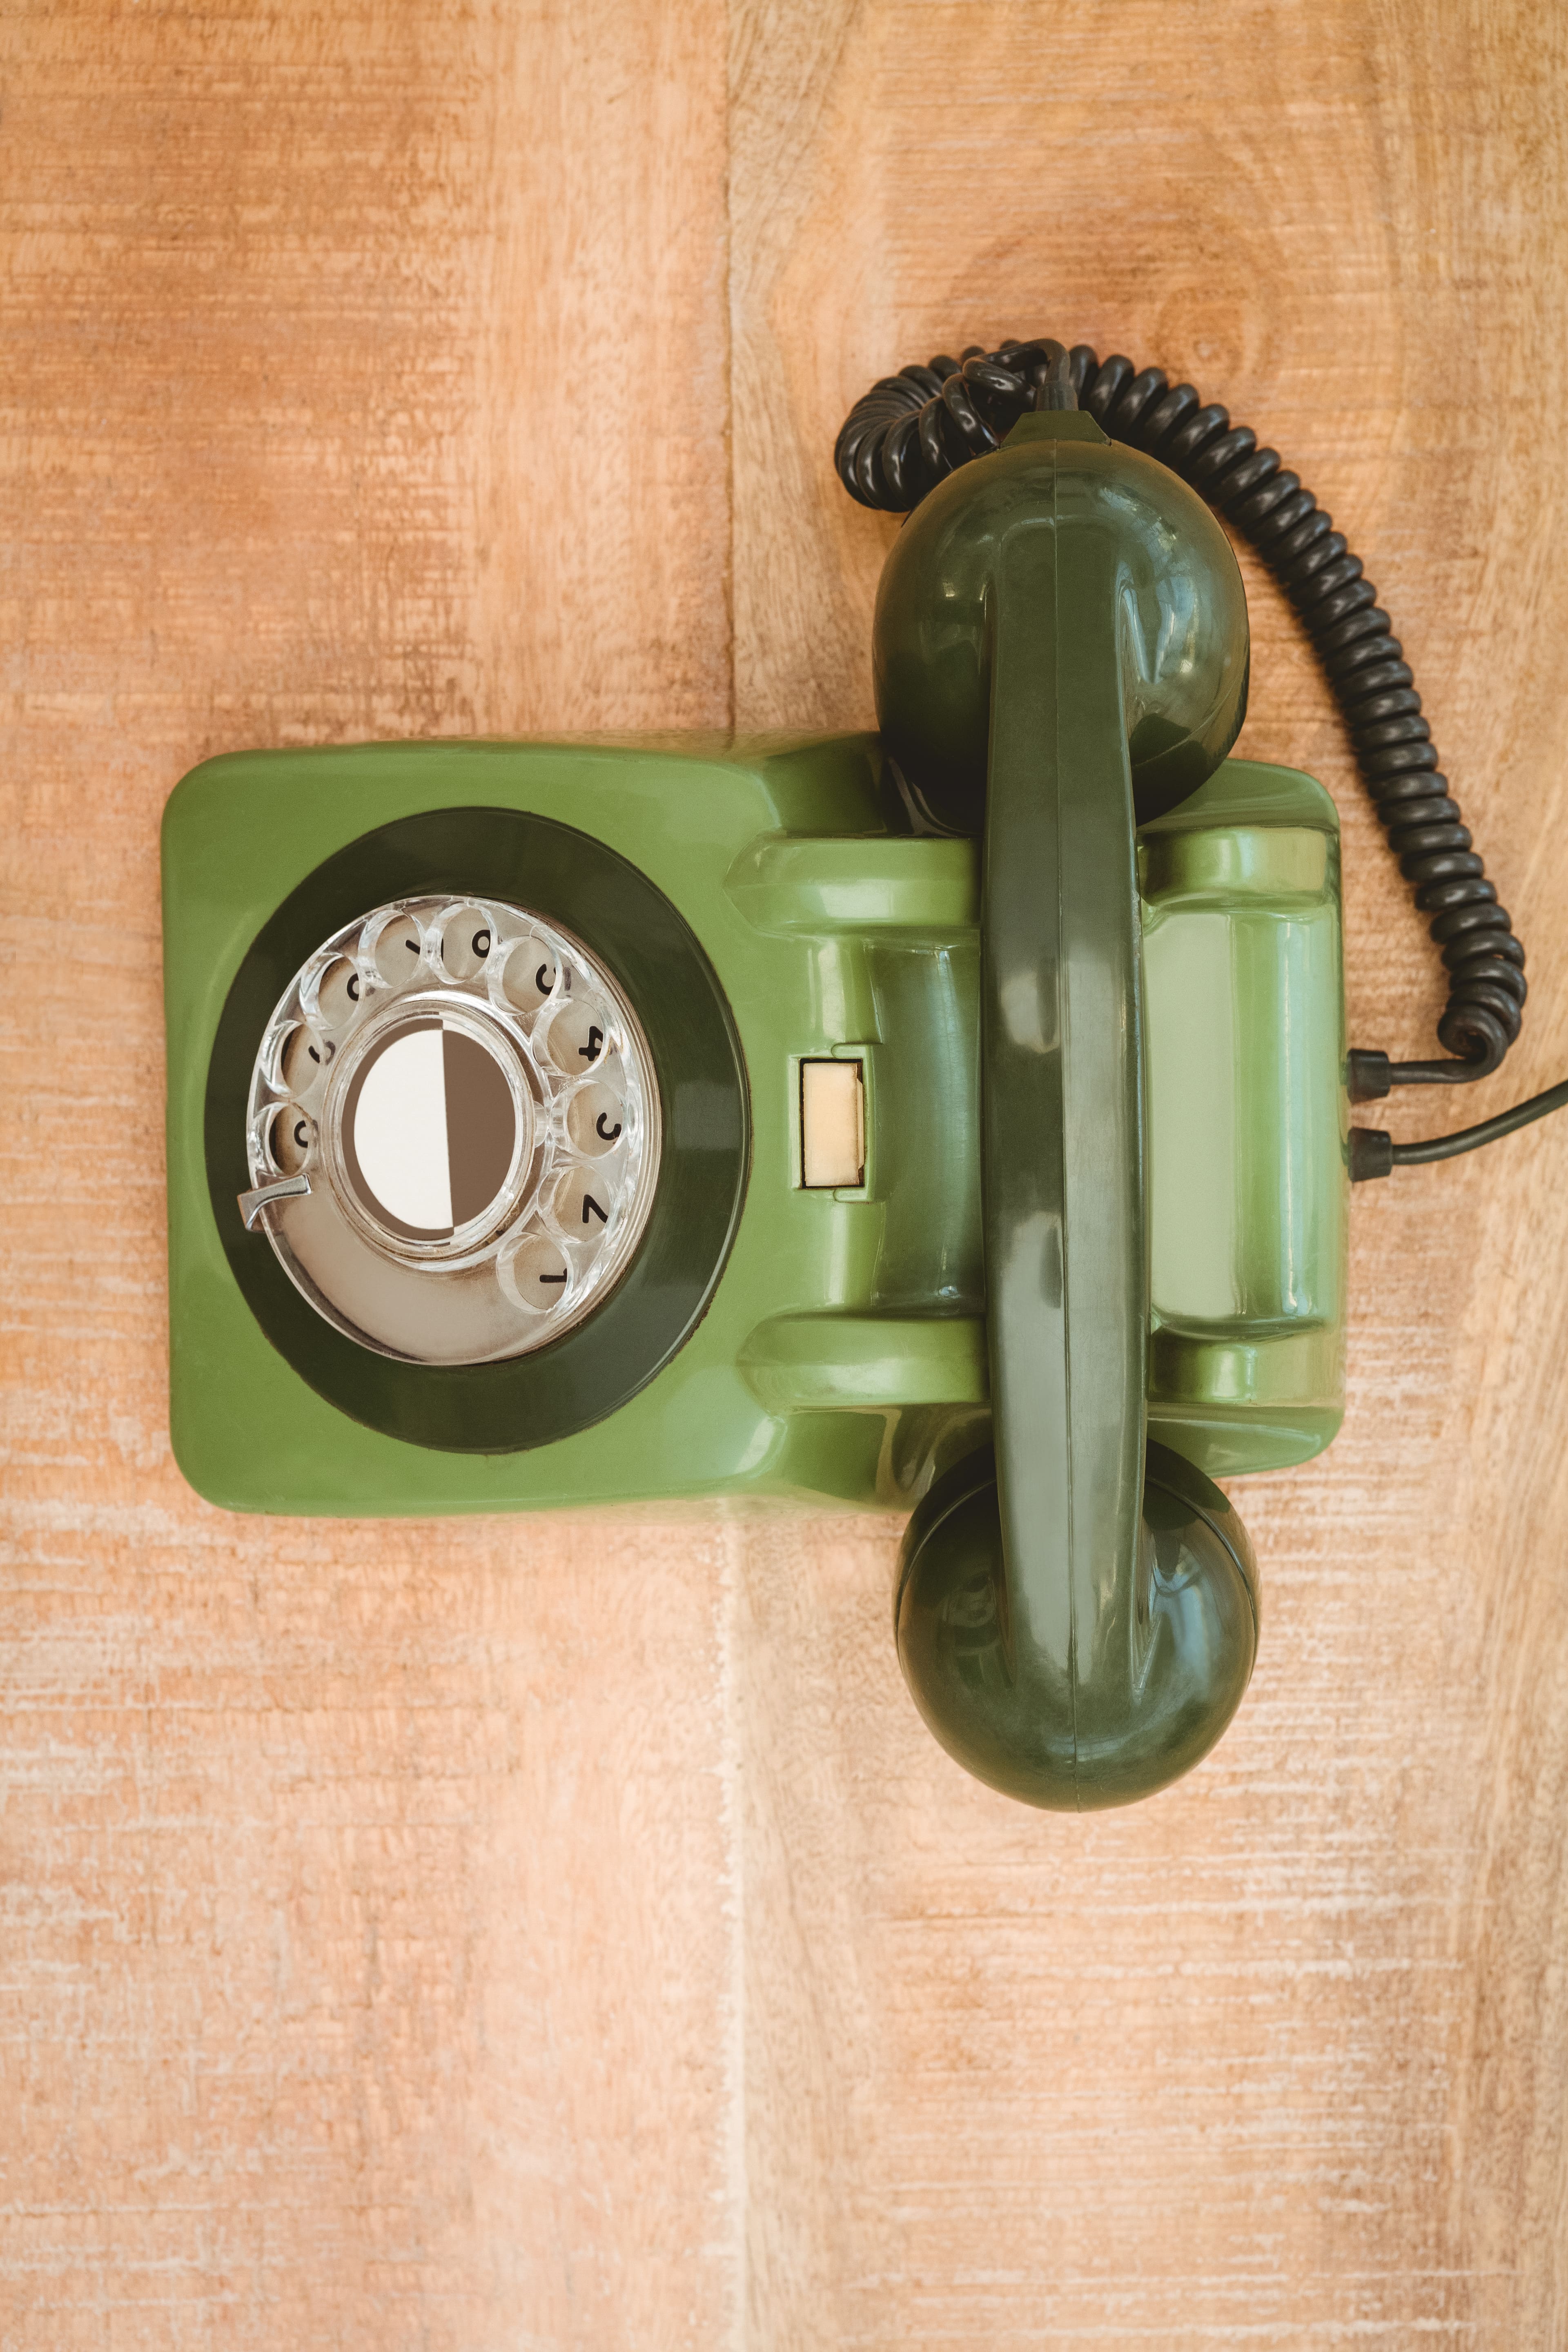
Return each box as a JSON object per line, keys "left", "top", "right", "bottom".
{"left": 241, "top": 895, "right": 661, "bottom": 1365}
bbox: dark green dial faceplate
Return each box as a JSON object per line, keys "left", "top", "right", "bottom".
{"left": 205, "top": 806, "right": 751, "bottom": 1454}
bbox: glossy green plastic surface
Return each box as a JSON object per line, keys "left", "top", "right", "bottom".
{"left": 204, "top": 806, "right": 749, "bottom": 1454}
{"left": 165, "top": 733, "right": 989, "bottom": 1516}
{"left": 1143, "top": 771, "right": 1348, "bottom": 1472}
{"left": 164, "top": 733, "right": 1345, "bottom": 1521}
{"left": 873, "top": 412, "right": 1302, "bottom": 1807}
{"left": 876, "top": 412, "right": 1250, "bottom": 833}
{"left": 896, "top": 1441, "right": 1258, "bottom": 1810}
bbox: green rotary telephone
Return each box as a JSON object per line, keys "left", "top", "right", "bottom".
{"left": 163, "top": 336, "right": 1561, "bottom": 1811}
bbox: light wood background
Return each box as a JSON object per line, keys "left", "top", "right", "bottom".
{"left": 4, "top": 2, "right": 1568, "bottom": 2345}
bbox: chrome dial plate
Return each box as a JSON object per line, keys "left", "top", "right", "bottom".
{"left": 243, "top": 895, "right": 661, "bottom": 1364}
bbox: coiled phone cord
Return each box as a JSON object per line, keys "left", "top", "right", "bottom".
{"left": 834, "top": 338, "right": 1567, "bottom": 1172}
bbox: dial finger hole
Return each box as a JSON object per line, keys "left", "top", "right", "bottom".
{"left": 501, "top": 937, "right": 559, "bottom": 1014}
{"left": 269, "top": 1105, "right": 314, "bottom": 1175}
{"left": 540, "top": 996, "right": 609, "bottom": 1076}
{"left": 547, "top": 1164, "right": 616, "bottom": 1249}
{"left": 438, "top": 903, "right": 494, "bottom": 983}
{"left": 500, "top": 1231, "right": 572, "bottom": 1313}
{"left": 566, "top": 1079, "right": 626, "bottom": 1157}
{"left": 279, "top": 1022, "right": 335, "bottom": 1096}
{"left": 371, "top": 913, "right": 424, "bottom": 988}
{"left": 315, "top": 955, "right": 362, "bottom": 1029}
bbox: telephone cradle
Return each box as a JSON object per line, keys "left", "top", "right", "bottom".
{"left": 164, "top": 339, "right": 1548, "bottom": 1813}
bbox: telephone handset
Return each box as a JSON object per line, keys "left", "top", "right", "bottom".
{"left": 868, "top": 398, "right": 1261, "bottom": 1807}
{"left": 160, "top": 333, "right": 1563, "bottom": 1812}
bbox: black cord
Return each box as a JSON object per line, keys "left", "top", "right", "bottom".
{"left": 1394, "top": 1079, "right": 1568, "bottom": 1164}
{"left": 1349, "top": 1078, "right": 1568, "bottom": 1180}
{"left": 834, "top": 337, "right": 1529, "bottom": 1088}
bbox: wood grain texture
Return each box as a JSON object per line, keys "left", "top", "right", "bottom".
{"left": 0, "top": 5, "right": 737, "bottom": 2345}
{"left": 3, "top": 0, "right": 1568, "bottom": 2344}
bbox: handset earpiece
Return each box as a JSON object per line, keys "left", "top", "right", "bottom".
{"left": 896, "top": 1443, "right": 1258, "bottom": 1806}
{"left": 875, "top": 394, "right": 1255, "bottom": 1807}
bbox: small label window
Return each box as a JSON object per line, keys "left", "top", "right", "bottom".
{"left": 800, "top": 1059, "right": 865, "bottom": 1189}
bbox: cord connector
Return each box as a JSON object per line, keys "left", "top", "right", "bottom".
{"left": 1348, "top": 1050, "right": 1392, "bottom": 1102}
{"left": 1349, "top": 1127, "right": 1394, "bottom": 1183}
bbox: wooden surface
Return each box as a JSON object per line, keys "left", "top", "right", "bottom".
{"left": 4, "top": 2, "right": 1568, "bottom": 2343}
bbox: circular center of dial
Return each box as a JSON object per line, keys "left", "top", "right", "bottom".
{"left": 341, "top": 1015, "right": 525, "bottom": 1241}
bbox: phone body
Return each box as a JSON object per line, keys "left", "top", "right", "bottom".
{"left": 163, "top": 729, "right": 1346, "bottom": 1519}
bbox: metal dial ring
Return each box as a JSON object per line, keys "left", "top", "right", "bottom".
{"left": 243, "top": 893, "right": 662, "bottom": 1366}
